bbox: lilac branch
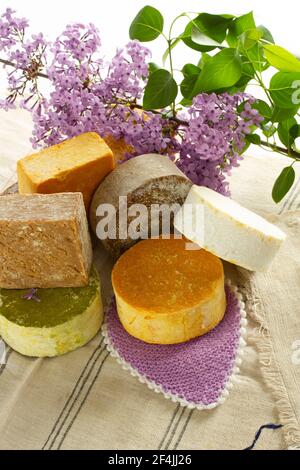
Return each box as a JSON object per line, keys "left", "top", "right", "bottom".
{"left": 1, "top": 54, "right": 299, "bottom": 162}
{"left": 0, "top": 57, "right": 48, "bottom": 78}
{"left": 260, "top": 140, "right": 300, "bottom": 161}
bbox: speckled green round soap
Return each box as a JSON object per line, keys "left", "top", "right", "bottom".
{"left": 0, "top": 267, "right": 103, "bottom": 357}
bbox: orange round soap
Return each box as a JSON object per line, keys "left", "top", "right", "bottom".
{"left": 111, "top": 237, "right": 226, "bottom": 344}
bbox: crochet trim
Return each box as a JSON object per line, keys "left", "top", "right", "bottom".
{"left": 102, "top": 280, "right": 247, "bottom": 410}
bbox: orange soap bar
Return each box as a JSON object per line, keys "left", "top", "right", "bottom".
{"left": 112, "top": 237, "right": 226, "bottom": 344}
{"left": 17, "top": 132, "right": 114, "bottom": 209}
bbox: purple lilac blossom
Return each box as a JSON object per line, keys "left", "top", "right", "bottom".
{"left": 22, "top": 288, "right": 41, "bottom": 303}
{"left": 0, "top": 8, "right": 263, "bottom": 195}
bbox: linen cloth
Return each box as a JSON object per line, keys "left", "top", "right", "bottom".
{"left": 0, "top": 109, "right": 299, "bottom": 450}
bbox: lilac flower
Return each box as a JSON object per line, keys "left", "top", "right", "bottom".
{"left": 0, "top": 8, "right": 28, "bottom": 51}
{"left": 176, "top": 93, "right": 263, "bottom": 194}
{"left": 0, "top": 9, "right": 263, "bottom": 196}
{"left": 22, "top": 288, "right": 41, "bottom": 303}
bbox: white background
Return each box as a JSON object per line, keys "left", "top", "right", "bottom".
{"left": 1, "top": 0, "right": 300, "bottom": 99}
{"left": 1, "top": 0, "right": 300, "bottom": 68}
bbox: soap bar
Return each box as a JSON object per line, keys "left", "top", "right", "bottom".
{"left": 112, "top": 238, "right": 226, "bottom": 344}
{"left": 103, "top": 135, "right": 133, "bottom": 163}
{"left": 103, "top": 107, "right": 147, "bottom": 162}
{"left": 17, "top": 132, "right": 114, "bottom": 209}
{"left": 0, "top": 267, "right": 103, "bottom": 357}
{"left": 174, "top": 185, "right": 286, "bottom": 271}
{"left": 90, "top": 154, "right": 192, "bottom": 258}
{"left": 0, "top": 192, "right": 92, "bottom": 288}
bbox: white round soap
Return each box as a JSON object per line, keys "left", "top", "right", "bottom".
{"left": 174, "top": 185, "right": 286, "bottom": 272}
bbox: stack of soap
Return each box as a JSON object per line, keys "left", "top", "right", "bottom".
{"left": 112, "top": 237, "right": 226, "bottom": 344}
{"left": 0, "top": 192, "right": 103, "bottom": 357}
{"left": 90, "top": 154, "right": 192, "bottom": 258}
{"left": 17, "top": 132, "right": 114, "bottom": 209}
{"left": 0, "top": 192, "right": 92, "bottom": 288}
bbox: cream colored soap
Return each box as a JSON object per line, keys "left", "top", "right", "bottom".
{"left": 112, "top": 238, "right": 226, "bottom": 344}
{"left": 0, "top": 267, "right": 103, "bottom": 357}
{"left": 174, "top": 185, "right": 286, "bottom": 271}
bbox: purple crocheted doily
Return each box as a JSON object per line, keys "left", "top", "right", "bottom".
{"left": 102, "top": 283, "right": 247, "bottom": 409}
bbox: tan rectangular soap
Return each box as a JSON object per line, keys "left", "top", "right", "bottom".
{"left": 0, "top": 193, "right": 93, "bottom": 289}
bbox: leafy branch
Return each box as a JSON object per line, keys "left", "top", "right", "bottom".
{"left": 1, "top": 6, "right": 300, "bottom": 202}
{"left": 129, "top": 6, "right": 300, "bottom": 202}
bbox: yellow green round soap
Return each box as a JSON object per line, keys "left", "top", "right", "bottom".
{"left": 0, "top": 267, "right": 103, "bottom": 357}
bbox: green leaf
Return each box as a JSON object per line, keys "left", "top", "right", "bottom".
{"left": 272, "top": 166, "right": 295, "bottom": 203}
{"left": 148, "top": 62, "right": 160, "bottom": 74}
{"left": 264, "top": 45, "right": 300, "bottom": 72}
{"left": 191, "top": 30, "right": 223, "bottom": 48}
{"left": 240, "top": 140, "right": 250, "bottom": 155}
{"left": 198, "top": 52, "right": 212, "bottom": 68}
{"left": 181, "top": 63, "right": 200, "bottom": 77}
{"left": 269, "top": 71, "right": 300, "bottom": 108}
{"left": 257, "top": 25, "right": 275, "bottom": 44}
{"left": 234, "top": 11, "right": 256, "bottom": 33}
{"left": 191, "top": 13, "right": 233, "bottom": 45}
{"left": 251, "top": 99, "right": 272, "bottom": 122}
{"left": 182, "top": 22, "right": 216, "bottom": 52}
{"left": 181, "top": 64, "right": 201, "bottom": 99}
{"left": 271, "top": 105, "right": 299, "bottom": 122}
{"left": 232, "top": 55, "right": 255, "bottom": 88}
{"left": 227, "top": 12, "right": 256, "bottom": 46}
{"left": 143, "top": 69, "right": 178, "bottom": 109}
{"left": 230, "top": 80, "right": 247, "bottom": 91}
{"left": 245, "top": 133, "right": 261, "bottom": 144}
{"left": 192, "top": 48, "right": 242, "bottom": 95}
{"left": 290, "top": 124, "right": 300, "bottom": 139}
{"left": 227, "top": 14, "right": 268, "bottom": 72}
{"left": 180, "top": 97, "right": 193, "bottom": 106}
{"left": 246, "top": 43, "right": 267, "bottom": 72}
{"left": 129, "top": 6, "right": 164, "bottom": 42}
{"left": 262, "top": 123, "right": 277, "bottom": 137}
{"left": 181, "top": 75, "right": 198, "bottom": 99}
{"left": 240, "top": 28, "right": 263, "bottom": 50}
{"left": 277, "top": 118, "right": 297, "bottom": 147}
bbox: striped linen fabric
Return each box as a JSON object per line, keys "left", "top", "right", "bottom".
{"left": 0, "top": 109, "right": 299, "bottom": 450}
